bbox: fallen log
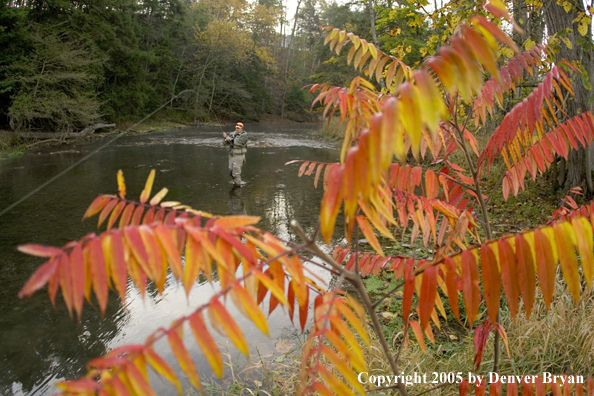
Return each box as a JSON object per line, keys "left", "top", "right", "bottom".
{"left": 5, "top": 123, "right": 115, "bottom": 139}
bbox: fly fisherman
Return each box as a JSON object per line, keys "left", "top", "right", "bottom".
{"left": 223, "top": 122, "right": 249, "bottom": 187}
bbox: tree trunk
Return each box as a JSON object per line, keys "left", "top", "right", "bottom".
{"left": 367, "top": 0, "right": 385, "bottom": 89}
{"left": 544, "top": 2, "right": 594, "bottom": 195}
{"left": 282, "top": 0, "right": 302, "bottom": 118}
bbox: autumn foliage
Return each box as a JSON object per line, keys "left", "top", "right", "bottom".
{"left": 17, "top": 1, "right": 594, "bottom": 396}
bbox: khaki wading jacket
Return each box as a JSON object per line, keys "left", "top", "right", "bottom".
{"left": 223, "top": 130, "right": 249, "bottom": 155}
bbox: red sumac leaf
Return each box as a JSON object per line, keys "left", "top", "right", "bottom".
{"left": 18, "top": 258, "right": 59, "bottom": 299}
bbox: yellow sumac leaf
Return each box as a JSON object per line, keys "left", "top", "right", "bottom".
{"left": 139, "top": 169, "right": 156, "bottom": 204}
{"left": 125, "top": 363, "right": 158, "bottom": 396}
{"left": 399, "top": 83, "right": 422, "bottom": 153}
{"left": 554, "top": 222, "right": 581, "bottom": 303}
{"left": 117, "top": 170, "right": 126, "bottom": 199}
{"left": 149, "top": 188, "right": 168, "bottom": 206}
{"left": 335, "top": 300, "right": 370, "bottom": 345}
{"left": 209, "top": 298, "right": 248, "bottom": 356}
{"left": 355, "top": 215, "right": 383, "bottom": 256}
{"left": 534, "top": 229, "right": 555, "bottom": 308}
{"left": 319, "top": 365, "right": 358, "bottom": 396}
{"left": 144, "top": 348, "right": 182, "bottom": 395}
{"left": 323, "top": 328, "right": 367, "bottom": 373}
{"left": 188, "top": 312, "right": 223, "bottom": 378}
{"left": 167, "top": 330, "right": 202, "bottom": 392}
{"left": 572, "top": 217, "right": 594, "bottom": 288}
{"left": 409, "top": 320, "right": 427, "bottom": 353}
{"left": 319, "top": 346, "right": 365, "bottom": 395}
{"left": 231, "top": 284, "right": 269, "bottom": 335}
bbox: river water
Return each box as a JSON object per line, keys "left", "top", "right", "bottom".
{"left": 0, "top": 123, "right": 341, "bottom": 395}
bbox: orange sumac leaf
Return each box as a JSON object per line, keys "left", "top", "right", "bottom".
{"left": 188, "top": 312, "right": 223, "bottom": 378}
{"left": 119, "top": 203, "right": 135, "bottom": 228}
{"left": 89, "top": 238, "right": 108, "bottom": 315}
{"left": 107, "top": 201, "right": 125, "bottom": 231}
{"left": 153, "top": 223, "right": 183, "bottom": 280}
{"left": 409, "top": 320, "right": 427, "bottom": 353}
{"left": 356, "top": 215, "right": 383, "bottom": 256}
{"left": 425, "top": 170, "right": 439, "bottom": 199}
{"left": 462, "top": 250, "right": 480, "bottom": 327}
{"left": 402, "top": 264, "right": 415, "bottom": 327}
{"left": 480, "top": 243, "right": 500, "bottom": 324}
{"left": 459, "top": 379, "right": 469, "bottom": 396}
{"left": 97, "top": 198, "right": 118, "bottom": 229}
{"left": 83, "top": 195, "right": 111, "bottom": 219}
{"left": 168, "top": 330, "right": 202, "bottom": 392}
{"left": 56, "top": 378, "right": 99, "bottom": 393}
{"left": 508, "top": 382, "right": 519, "bottom": 396}
{"left": 534, "top": 229, "right": 555, "bottom": 308}
{"left": 516, "top": 234, "right": 536, "bottom": 318}
{"left": 498, "top": 237, "right": 519, "bottom": 320}
{"left": 69, "top": 244, "right": 85, "bottom": 320}
{"left": 419, "top": 266, "right": 437, "bottom": 331}
{"left": 298, "top": 161, "right": 309, "bottom": 176}
{"left": 214, "top": 215, "right": 261, "bottom": 230}
{"left": 320, "top": 164, "right": 344, "bottom": 243}
{"left": 299, "top": 286, "right": 309, "bottom": 331}
{"left": 444, "top": 256, "right": 460, "bottom": 321}
{"left": 209, "top": 298, "right": 248, "bottom": 356}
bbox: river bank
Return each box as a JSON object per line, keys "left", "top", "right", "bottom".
{"left": 0, "top": 115, "right": 315, "bottom": 161}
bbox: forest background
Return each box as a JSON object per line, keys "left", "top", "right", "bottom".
{"left": 0, "top": 0, "right": 439, "bottom": 133}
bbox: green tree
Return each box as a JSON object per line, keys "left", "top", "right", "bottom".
{"left": 6, "top": 24, "right": 103, "bottom": 131}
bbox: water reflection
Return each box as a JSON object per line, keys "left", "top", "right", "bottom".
{"left": 0, "top": 123, "right": 340, "bottom": 395}
{"left": 228, "top": 185, "right": 245, "bottom": 215}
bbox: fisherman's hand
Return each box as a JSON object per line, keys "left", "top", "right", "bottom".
{"left": 223, "top": 132, "right": 227, "bottom": 137}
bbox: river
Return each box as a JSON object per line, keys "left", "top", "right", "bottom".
{"left": 0, "top": 123, "right": 341, "bottom": 395}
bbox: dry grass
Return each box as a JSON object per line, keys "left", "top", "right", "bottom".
{"left": 361, "top": 278, "right": 594, "bottom": 395}
{"left": 314, "top": 117, "right": 347, "bottom": 141}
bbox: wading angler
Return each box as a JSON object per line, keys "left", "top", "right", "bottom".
{"left": 223, "top": 122, "right": 249, "bottom": 187}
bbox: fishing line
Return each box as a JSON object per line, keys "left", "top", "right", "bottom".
{"left": 0, "top": 89, "right": 196, "bottom": 219}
